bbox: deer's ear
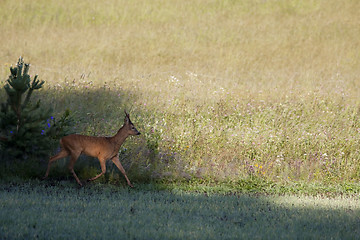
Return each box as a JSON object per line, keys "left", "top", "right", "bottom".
{"left": 124, "top": 114, "right": 129, "bottom": 124}
{"left": 124, "top": 109, "right": 130, "bottom": 118}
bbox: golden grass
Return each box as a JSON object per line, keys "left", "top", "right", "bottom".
{"left": 1, "top": 0, "right": 360, "bottom": 183}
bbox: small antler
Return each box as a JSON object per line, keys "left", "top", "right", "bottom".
{"left": 124, "top": 109, "right": 129, "bottom": 117}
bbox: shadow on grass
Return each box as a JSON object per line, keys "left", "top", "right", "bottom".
{"left": 0, "top": 181, "right": 359, "bottom": 239}
{"left": 2, "top": 85, "right": 360, "bottom": 194}
{"left": 1, "top": 84, "right": 175, "bottom": 186}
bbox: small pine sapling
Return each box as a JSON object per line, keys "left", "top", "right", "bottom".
{"left": 0, "top": 57, "right": 73, "bottom": 159}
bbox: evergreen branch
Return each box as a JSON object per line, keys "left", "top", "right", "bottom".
{"left": 22, "top": 89, "right": 33, "bottom": 109}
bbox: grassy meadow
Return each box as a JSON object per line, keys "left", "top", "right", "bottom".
{"left": 1, "top": 0, "right": 360, "bottom": 188}
{"left": 0, "top": 182, "right": 359, "bottom": 239}
{"left": 1, "top": 1, "right": 360, "bottom": 239}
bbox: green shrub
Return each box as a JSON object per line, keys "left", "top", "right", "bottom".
{"left": 0, "top": 57, "right": 73, "bottom": 160}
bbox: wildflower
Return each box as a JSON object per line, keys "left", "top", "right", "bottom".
{"left": 41, "top": 130, "right": 45, "bottom": 135}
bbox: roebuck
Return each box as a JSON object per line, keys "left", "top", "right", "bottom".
{"left": 43, "top": 111, "right": 140, "bottom": 187}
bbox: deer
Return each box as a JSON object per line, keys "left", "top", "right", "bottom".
{"left": 43, "top": 110, "right": 140, "bottom": 187}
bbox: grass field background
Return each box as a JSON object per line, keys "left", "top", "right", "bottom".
{"left": 1, "top": 0, "right": 360, "bottom": 186}
{"left": 1, "top": 1, "right": 360, "bottom": 239}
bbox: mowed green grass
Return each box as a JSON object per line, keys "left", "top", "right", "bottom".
{"left": 1, "top": 1, "right": 360, "bottom": 184}
{"left": 0, "top": 182, "right": 359, "bottom": 240}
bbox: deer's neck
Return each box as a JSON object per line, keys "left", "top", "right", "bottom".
{"left": 111, "top": 126, "right": 129, "bottom": 150}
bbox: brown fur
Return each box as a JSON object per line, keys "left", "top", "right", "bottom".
{"left": 43, "top": 112, "right": 140, "bottom": 187}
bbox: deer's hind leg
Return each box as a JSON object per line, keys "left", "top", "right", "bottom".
{"left": 68, "top": 151, "right": 82, "bottom": 186}
{"left": 43, "top": 149, "right": 69, "bottom": 179}
{"left": 87, "top": 158, "right": 107, "bottom": 182}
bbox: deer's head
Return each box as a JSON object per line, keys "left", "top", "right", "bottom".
{"left": 124, "top": 110, "right": 141, "bottom": 136}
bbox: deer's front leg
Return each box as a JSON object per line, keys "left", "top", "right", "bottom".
{"left": 111, "top": 156, "right": 134, "bottom": 188}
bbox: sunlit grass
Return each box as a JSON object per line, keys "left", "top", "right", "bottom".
{"left": 1, "top": 0, "right": 360, "bottom": 186}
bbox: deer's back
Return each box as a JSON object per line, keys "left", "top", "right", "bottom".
{"left": 61, "top": 134, "right": 113, "bottom": 158}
